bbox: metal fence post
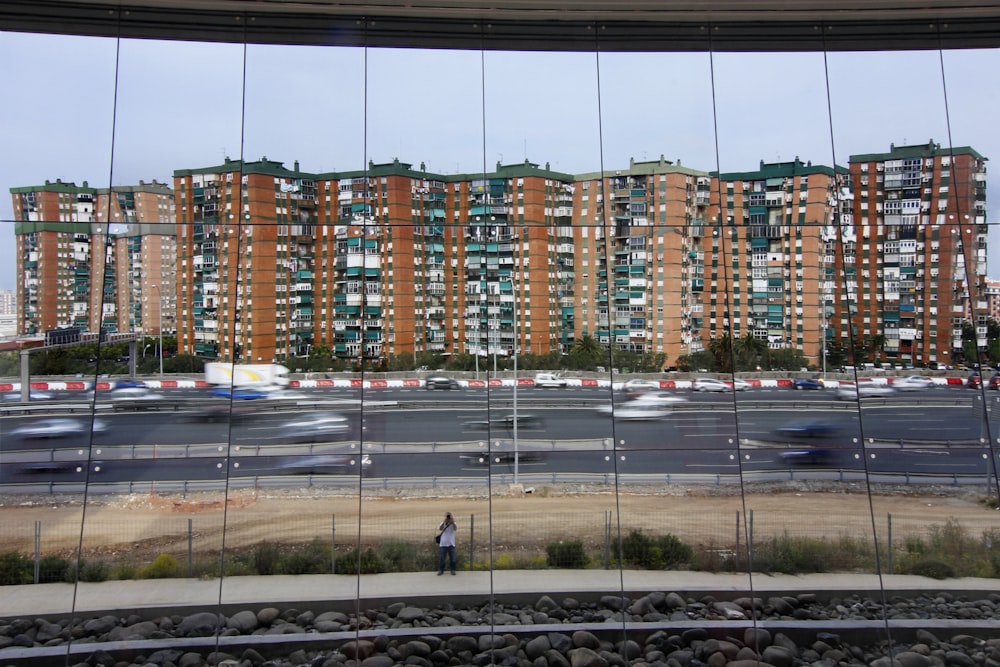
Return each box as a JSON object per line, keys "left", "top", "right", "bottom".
{"left": 469, "top": 514, "right": 474, "bottom": 571}
{"left": 34, "top": 520, "right": 41, "bottom": 584}
{"left": 604, "top": 511, "right": 611, "bottom": 569}
{"left": 735, "top": 511, "right": 740, "bottom": 571}
{"left": 187, "top": 518, "right": 194, "bottom": 577}
{"left": 331, "top": 514, "right": 336, "bottom": 574}
{"left": 748, "top": 509, "right": 754, "bottom": 573}
{"left": 886, "top": 513, "right": 893, "bottom": 575}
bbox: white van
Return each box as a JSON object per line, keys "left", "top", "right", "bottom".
{"left": 533, "top": 373, "right": 568, "bottom": 388}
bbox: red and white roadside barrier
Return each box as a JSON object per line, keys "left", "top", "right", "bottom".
{"left": 0, "top": 375, "right": 973, "bottom": 393}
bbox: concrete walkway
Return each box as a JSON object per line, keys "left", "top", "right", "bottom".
{"left": 4, "top": 570, "right": 998, "bottom": 619}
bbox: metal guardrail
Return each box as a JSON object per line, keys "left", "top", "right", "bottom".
{"left": 2, "top": 469, "right": 996, "bottom": 496}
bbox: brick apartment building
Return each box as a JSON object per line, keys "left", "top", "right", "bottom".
{"left": 839, "top": 142, "right": 988, "bottom": 367}
{"left": 173, "top": 157, "right": 580, "bottom": 365}
{"left": 14, "top": 140, "right": 989, "bottom": 369}
{"left": 10, "top": 180, "right": 176, "bottom": 337}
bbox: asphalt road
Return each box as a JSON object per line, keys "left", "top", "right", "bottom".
{"left": 3, "top": 385, "right": 999, "bottom": 487}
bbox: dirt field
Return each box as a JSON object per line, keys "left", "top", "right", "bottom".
{"left": 3, "top": 482, "right": 998, "bottom": 562}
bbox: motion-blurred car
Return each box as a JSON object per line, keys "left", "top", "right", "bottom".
{"left": 621, "top": 379, "right": 662, "bottom": 392}
{"left": 891, "top": 375, "right": 935, "bottom": 391}
{"left": 603, "top": 401, "right": 672, "bottom": 421}
{"left": 10, "top": 418, "right": 107, "bottom": 439}
{"left": 988, "top": 375, "right": 1000, "bottom": 391}
{"left": 775, "top": 419, "right": 840, "bottom": 438}
{"left": 463, "top": 414, "right": 544, "bottom": 431}
{"left": 792, "top": 378, "right": 824, "bottom": 390}
{"left": 277, "top": 454, "right": 372, "bottom": 475}
{"left": 109, "top": 387, "right": 164, "bottom": 405}
{"left": 209, "top": 387, "right": 271, "bottom": 400}
{"left": 282, "top": 413, "right": 352, "bottom": 442}
{"left": 631, "top": 391, "right": 688, "bottom": 406}
{"left": 692, "top": 378, "right": 731, "bottom": 392}
{"left": 113, "top": 378, "right": 147, "bottom": 389}
{"left": 2, "top": 390, "right": 54, "bottom": 402}
{"left": 835, "top": 381, "right": 895, "bottom": 400}
{"left": 967, "top": 374, "right": 983, "bottom": 389}
{"left": 779, "top": 447, "right": 833, "bottom": 465}
{"left": 425, "top": 376, "right": 461, "bottom": 390}
{"left": 731, "top": 378, "right": 752, "bottom": 392}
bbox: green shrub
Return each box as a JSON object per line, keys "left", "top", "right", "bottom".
{"left": 378, "top": 539, "right": 423, "bottom": 573}
{"left": 620, "top": 530, "right": 656, "bottom": 568}
{"left": 906, "top": 559, "right": 956, "bottom": 580}
{"left": 334, "top": 548, "right": 384, "bottom": 575}
{"left": 658, "top": 533, "right": 693, "bottom": 568}
{"left": 0, "top": 552, "right": 32, "bottom": 585}
{"left": 751, "top": 532, "right": 828, "bottom": 574}
{"left": 617, "top": 530, "right": 692, "bottom": 569}
{"left": 281, "top": 540, "right": 330, "bottom": 575}
{"left": 546, "top": 540, "right": 589, "bottom": 569}
{"left": 78, "top": 559, "right": 110, "bottom": 583}
{"left": 139, "top": 554, "right": 181, "bottom": 579}
{"left": 38, "top": 555, "right": 70, "bottom": 584}
{"left": 112, "top": 563, "right": 138, "bottom": 581}
{"left": 253, "top": 542, "right": 281, "bottom": 575}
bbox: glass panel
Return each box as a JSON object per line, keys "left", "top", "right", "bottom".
{"left": 710, "top": 48, "right": 890, "bottom": 652}
{"left": 0, "top": 32, "right": 111, "bottom": 616}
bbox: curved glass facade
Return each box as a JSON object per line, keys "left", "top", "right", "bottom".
{"left": 2, "top": 16, "right": 1000, "bottom": 665}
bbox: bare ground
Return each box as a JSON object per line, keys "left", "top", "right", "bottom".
{"left": 3, "top": 482, "right": 998, "bottom": 562}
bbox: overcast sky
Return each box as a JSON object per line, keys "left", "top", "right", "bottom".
{"left": 1, "top": 31, "right": 998, "bottom": 293}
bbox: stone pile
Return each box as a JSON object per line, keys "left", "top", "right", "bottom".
{"left": 2, "top": 591, "right": 999, "bottom": 666}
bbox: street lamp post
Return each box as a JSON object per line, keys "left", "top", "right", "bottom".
{"left": 150, "top": 284, "right": 163, "bottom": 378}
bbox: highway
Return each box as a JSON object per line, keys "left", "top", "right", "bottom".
{"left": 3, "top": 384, "right": 999, "bottom": 489}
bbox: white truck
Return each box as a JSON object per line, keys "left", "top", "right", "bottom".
{"left": 204, "top": 362, "right": 290, "bottom": 389}
{"left": 533, "top": 372, "right": 568, "bottom": 388}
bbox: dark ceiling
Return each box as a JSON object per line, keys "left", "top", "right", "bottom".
{"left": 2, "top": 0, "right": 1000, "bottom": 51}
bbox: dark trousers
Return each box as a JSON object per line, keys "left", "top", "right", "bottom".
{"left": 438, "top": 545, "right": 456, "bottom": 573}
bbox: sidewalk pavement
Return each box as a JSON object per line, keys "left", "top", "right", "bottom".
{"left": 4, "top": 570, "right": 998, "bottom": 620}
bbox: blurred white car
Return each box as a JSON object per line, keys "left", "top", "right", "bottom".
{"left": 621, "top": 379, "right": 662, "bottom": 391}
{"left": 731, "top": 378, "right": 752, "bottom": 392}
{"left": 11, "top": 418, "right": 107, "bottom": 439}
{"left": 278, "top": 454, "right": 372, "bottom": 475}
{"left": 632, "top": 391, "right": 688, "bottom": 406}
{"left": 2, "top": 390, "right": 54, "bottom": 402}
{"left": 692, "top": 378, "right": 731, "bottom": 392}
{"left": 607, "top": 401, "right": 672, "bottom": 421}
{"left": 109, "top": 387, "right": 163, "bottom": 401}
{"left": 836, "top": 381, "right": 896, "bottom": 400}
{"left": 283, "top": 413, "right": 352, "bottom": 442}
{"left": 891, "top": 375, "right": 935, "bottom": 391}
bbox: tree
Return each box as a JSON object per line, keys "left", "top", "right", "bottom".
{"left": 706, "top": 333, "right": 733, "bottom": 374}
{"left": 733, "top": 333, "right": 767, "bottom": 372}
{"left": 868, "top": 334, "right": 887, "bottom": 363}
{"left": 566, "top": 335, "right": 606, "bottom": 370}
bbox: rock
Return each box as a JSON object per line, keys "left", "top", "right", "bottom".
{"left": 545, "top": 648, "right": 572, "bottom": 667}
{"left": 548, "top": 632, "right": 573, "bottom": 653}
{"left": 360, "top": 656, "right": 394, "bottom": 667}
{"left": 572, "top": 630, "right": 602, "bottom": 650}
{"left": 342, "top": 639, "right": 376, "bottom": 660}
{"left": 447, "top": 635, "right": 479, "bottom": 653}
{"left": 569, "top": 647, "right": 609, "bottom": 667}
{"left": 227, "top": 610, "right": 259, "bottom": 633}
{"left": 744, "top": 628, "right": 771, "bottom": 649}
{"left": 396, "top": 607, "right": 425, "bottom": 622}
{"left": 943, "top": 651, "right": 976, "bottom": 666}
{"left": 178, "top": 651, "right": 206, "bottom": 667}
{"left": 82, "top": 615, "right": 118, "bottom": 636}
{"left": 915, "top": 629, "right": 940, "bottom": 646}
{"left": 663, "top": 592, "right": 687, "bottom": 610}
{"left": 255, "top": 608, "right": 280, "bottom": 626}
{"left": 761, "top": 645, "right": 795, "bottom": 667}
{"left": 525, "top": 635, "right": 552, "bottom": 660}
{"left": 536, "top": 595, "right": 560, "bottom": 612}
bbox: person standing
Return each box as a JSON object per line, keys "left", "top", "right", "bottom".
{"left": 437, "top": 512, "right": 457, "bottom": 575}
